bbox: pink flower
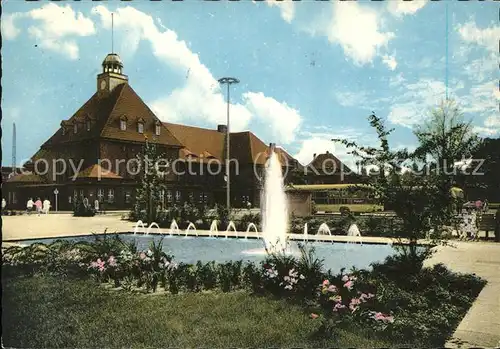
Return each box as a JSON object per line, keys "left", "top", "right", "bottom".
{"left": 310, "top": 313, "right": 319, "bottom": 319}
{"left": 322, "top": 279, "right": 330, "bottom": 286}
{"left": 96, "top": 258, "right": 105, "bottom": 272}
{"left": 343, "top": 280, "right": 354, "bottom": 290}
{"left": 108, "top": 256, "right": 117, "bottom": 267}
{"left": 341, "top": 275, "right": 349, "bottom": 282}
{"left": 327, "top": 285, "right": 338, "bottom": 293}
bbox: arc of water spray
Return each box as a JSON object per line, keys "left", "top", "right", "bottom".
{"left": 225, "top": 221, "right": 237, "bottom": 239}
{"left": 146, "top": 222, "right": 160, "bottom": 236}
{"left": 134, "top": 220, "right": 146, "bottom": 235}
{"left": 245, "top": 223, "right": 258, "bottom": 239}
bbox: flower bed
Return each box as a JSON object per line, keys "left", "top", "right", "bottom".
{"left": 2, "top": 233, "right": 486, "bottom": 347}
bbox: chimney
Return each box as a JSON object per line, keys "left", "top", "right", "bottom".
{"left": 269, "top": 143, "right": 276, "bottom": 152}
{"left": 217, "top": 124, "right": 227, "bottom": 133}
{"left": 326, "top": 150, "right": 329, "bottom": 154}
{"left": 313, "top": 153, "right": 317, "bottom": 159}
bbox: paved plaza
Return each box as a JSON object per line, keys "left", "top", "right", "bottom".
{"left": 2, "top": 214, "right": 500, "bottom": 348}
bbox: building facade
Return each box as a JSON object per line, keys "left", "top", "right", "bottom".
{"left": 3, "top": 53, "right": 299, "bottom": 211}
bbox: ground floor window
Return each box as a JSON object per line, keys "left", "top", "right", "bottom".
{"left": 108, "top": 189, "right": 114, "bottom": 203}
{"left": 166, "top": 190, "right": 173, "bottom": 203}
{"left": 124, "top": 190, "right": 131, "bottom": 204}
{"left": 189, "top": 192, "right": 194, "bottom": 203}
{"left": 97, "top": 188, "right": 105, "bottom": 202}
{"left": 175, "top": 191, "right": 181, "bottom": 202}
{"left": 79, "top": 190, "right": 84, "bottom": 198}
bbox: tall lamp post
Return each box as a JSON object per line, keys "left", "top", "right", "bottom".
{"left": 217, "top": 77, "right": 240, "bottom": 212}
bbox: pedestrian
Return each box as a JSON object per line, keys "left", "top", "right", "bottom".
{"left": 83, "top": 196, "right": 89, "bottom": 209}
{"left": 483, "top": 199, "right": 489, "bottom": 213}
{"left": 495, "top": 207, "right": 500, "bottom": 243}
{"left": 1, "top": 198, "right": 6, "bottom": 214}
{"left": 43, "top": 198, "right": 51, "bottom": 214}
{"left": 26, "top": 197, "right": 34, "bottom": 215}
{"left": 34, "top": 198, "right": 42, "bottom": 216}
{"left": 94, "top": 199, "right": 100, "bottom": 214}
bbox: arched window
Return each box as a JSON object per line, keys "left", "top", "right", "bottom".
{"left": 155, "top": 121, "right": 161, "bottom": 136}
{"left": 86, "top": 120, "right": 91, "bottom": 131}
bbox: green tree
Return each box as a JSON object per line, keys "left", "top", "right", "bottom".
{"left": 333, "top": 113, "right": 455, "bottom": 272}
{"left": 133, "top": 139, "right": 167, "bottom": 223}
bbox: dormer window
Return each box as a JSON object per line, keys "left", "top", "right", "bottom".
{"left": 120, "top": 115, "right": 127, "bottom": 131}
{"left": 155, "top": 122, "right": 161, "bottom": 136}
{"left": 86, "top": 120, "right": 91, "bottom": 131}
{"left": 74, "top": 123, "right": 78, "bottom": 134}
{"left": 137, "top": 118, "right": 145, "bottom": 134}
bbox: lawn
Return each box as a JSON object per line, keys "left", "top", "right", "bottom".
{"left": 2, "top": 276, "right": 393, "bottom": 348}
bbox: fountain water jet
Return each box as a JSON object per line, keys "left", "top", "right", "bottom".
{"left": 303, "top": 223, "right": 308, "bottom": 242}
{"left": 347, "top": 223, "right": 362, "bottom": 245}
{"left": 169, "top": 220, "right": 180, "bottom": 237}
{"left": 225, "top": 221, "right": 237, "bottom": 239}
{"left": 185, "top": 222, "right": 197, "bottom": 237}
{"left": 209, "top": 220, "right": 218, "bottom": 238}
{"left": 146, "top": 222, "right": 160, "bottom": 236}
{"left": 261, "top": 149, "right": 288, "bottom": 253}
{"left": 134, "top": 220, "right": 146, "bottom": 235}
{"left": 245, "top": 223, "right": 258, "bottom": 239}
{"left": 317, "top": 223, "right": 332, "bottom": 241}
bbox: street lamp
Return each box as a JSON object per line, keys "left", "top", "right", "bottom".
{"left": 218, "top": 77, "right": 240, "bottom": 212}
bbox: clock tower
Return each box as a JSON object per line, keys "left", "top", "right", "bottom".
{"left": 97, "top": 53, "right": 129, "bottom": 97}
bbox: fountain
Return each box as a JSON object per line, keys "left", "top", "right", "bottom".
{"left": 225, "top": 221, "right": 237, "bottom": 239}
{"left": 185, "top": 222, "right": 197, "bottom": 237}
{"left": 261, "top": 147, "right": 288, "bottom": 253}
{"left": 209, "top": 220, "right": 218, "bottom": 238}
{"left": 347, "top": 223, "right": 362, "bottom": 244}
{"left": 245, "top": 223, "right": 258, "bottom": 239}
{"left": 317, "top": 223, "right": 332, "bottom": 241}
{"left": 303, "top": 223, "right": 308, "bottom": 242}
{"left": 146, "top": 222, "right": 161, "bottom": 236}
{"left": 169, "top": 220, "right": 180, "bottom": 236}
{"left": 133, "top": 220, "right": 146, "bottom": 235}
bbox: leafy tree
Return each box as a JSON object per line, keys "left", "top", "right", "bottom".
{"left": 333, "top": 113, "right": 456, "bottom": 272}
{"left": 133, "top": 139, "right": 167, "bottom": 223}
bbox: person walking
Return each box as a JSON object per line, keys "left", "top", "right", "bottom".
{"left": 94, "top": 199, "right": 100, "bottom": 215}
{"left": 26, "top": 198, "right": 34, "bottom": 215}
{"left": 34, "top": 198, "right": 42, "bottom": 216}
{"left": 1, "top": 198, "right": 6, "bottom": 215}
{"left": 495, "top": 207, "right": 500, "bottom": 243}
{"left": 43, "top": 198, "right": 51, "bottom": 214}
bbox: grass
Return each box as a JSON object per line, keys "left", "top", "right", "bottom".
{"left": 2, "top": 276, "right": 393, "bottom": 348}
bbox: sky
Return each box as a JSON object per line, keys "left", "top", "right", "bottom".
{"left": 1, "top": 0, "right": 499, "bottom": 170}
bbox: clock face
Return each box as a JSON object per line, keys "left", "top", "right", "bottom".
{"left": 100, "top": 80, "right": 107, "bottom": 90}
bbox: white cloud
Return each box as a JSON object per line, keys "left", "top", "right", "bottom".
{"left": 457, "top": 20, "right": 500, "bottom": 53}
{"left": 266, "top": 0, "right": 295, "bottom": 23}
{"left": 243, "top": 92, "right": 301, "bottom": 144}
{"left": 382, "top": 54, "right": 398, "bottom": 70}
{"left": 294, "top": 128, "right": 371, "bottom": 171}
{"left": 1, "top": 13, "right": 23, "bottom": 40}
{"left": 3, "top": 4, "right": 96, "bottom": 59}
{"left": 93, "top": 5, "right": 302, "bottom": 141}
{"left": 387, "top": 79, "right": 451, "bottom": 128}
{"left": 319, "top": 2, "right": 395, "bottom": 66}
{"left": 387, "top": 0, "right": 428, "bottom": 18}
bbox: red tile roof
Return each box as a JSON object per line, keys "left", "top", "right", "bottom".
{"left": 6, "top": 173, "right": 46, "bottom": 183}
{"left": 41, "top": 84, "right": 182, "bottom": 147}
{"left": 307, "top": 152, "right": 352, "bottom": 174}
